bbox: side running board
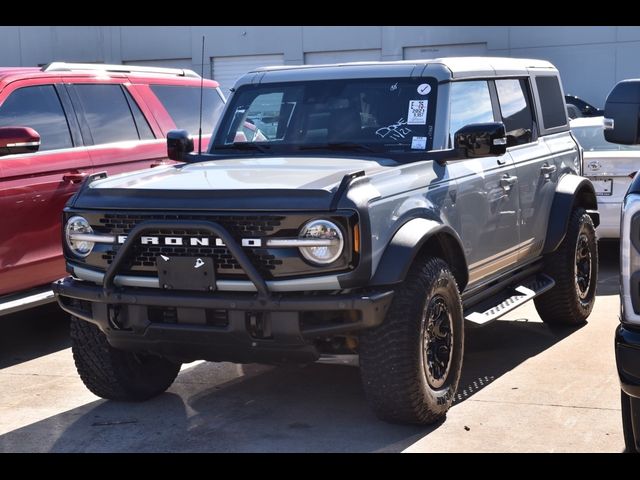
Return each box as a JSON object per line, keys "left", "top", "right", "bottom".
{"left": 464, "top": 274, "right": 555, "bottom": 326}
{"left": 0, "top": 287, "right": 56, "bottom": 316}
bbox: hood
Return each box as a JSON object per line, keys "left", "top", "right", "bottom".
{"left": 74, "top": 156, "right": 394, "bottom": 211}
{"left": 92, "top": 156, "right": 393, "bottom": 191}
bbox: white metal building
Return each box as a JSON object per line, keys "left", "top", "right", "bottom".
{"left": 1, "top": 26, "right": 639, "bottom": 106}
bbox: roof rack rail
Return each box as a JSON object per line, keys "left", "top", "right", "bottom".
{"left": 41, "top": 62, "right": 200, "bottom": 78}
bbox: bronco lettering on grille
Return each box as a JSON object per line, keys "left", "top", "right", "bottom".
{"left": 115, "top": 235, "right": 262, "bottom": 247}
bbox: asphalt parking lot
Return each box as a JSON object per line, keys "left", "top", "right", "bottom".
{"left": 0, "top": 241, "right": 623, "bottom": 452}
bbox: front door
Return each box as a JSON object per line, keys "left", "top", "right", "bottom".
{"left": 0, "top": 81, "right": 91, "bottom": 296}
{"left": 450, "top": 156, "right": 520, "bottom": 285}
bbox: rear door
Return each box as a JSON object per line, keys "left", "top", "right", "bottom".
{"left": 0, "top": 79, "right": 91, "bottom": 296}
{"left": 523, "top": 75, "right": 578, "bottom": 258}
{"left": 495, "top": 77, "right": 556, "bottom": 263}
{"left": 65, "top": 81, "right": 164, "bottom": 176}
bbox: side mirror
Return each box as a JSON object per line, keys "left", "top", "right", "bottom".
{"left": 0, "top": 126, "right": 40, "bottom": 156}
{"left": 604, "top": 79, "right": 640, "bottom": 145}
{"left": 167, "top": 129, "right": 194, "bottom": 161}
{"left": 454, "top": 122, "right": 507, "bottom": 158}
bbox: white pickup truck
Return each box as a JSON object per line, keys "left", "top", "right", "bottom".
{"left": 571, "top": 116, "right": 640, "bottom": 238}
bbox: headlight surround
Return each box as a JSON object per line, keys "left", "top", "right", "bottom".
{"left": 298, "top": 219, "right": 344, "bottom": 265}
{"left": 65, "top": 216, "right": 94, "bottom": 258}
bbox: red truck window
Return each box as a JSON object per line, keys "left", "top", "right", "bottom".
{"left": 0, "top": 85, "right": 73, "bottom": 151}
{"left": 74, "top": 84, "right": 143, "bottom": 145}
{"left": 123, "top": 88, "right": 155, "bottom": 140}
{"left": 150, "top": 85, "right": 224, "bottom": 135}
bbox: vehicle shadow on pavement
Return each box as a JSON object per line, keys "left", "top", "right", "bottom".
{"left": 0, "top": 362, "right": 429, "bottom": 453}
{"left": 0, "top": 304, "right": 69, "bottom": 370}
{"left": 457, "top": 320, "right": 580, "bottom": 404}
{"left": 0, "top": 322, "right": 582, "bottom": 452}
{"left": 456, "top": 239, "right": 619, "bottom": 405}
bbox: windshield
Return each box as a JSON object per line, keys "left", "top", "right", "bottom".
{"left": 572, "top": 124, "right": 640, "bottom": 152}
{"left": 210, "top": 77, "right": 438, "bottom": 155}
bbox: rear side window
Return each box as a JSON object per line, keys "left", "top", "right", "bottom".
{"left": 495, "top": 79, "right": 535, "bottom": 145}
{"left": 535, "top": 76, "right": 567, "bottom": 130}
{"left": 150, "top": 85, "right": 224, "bottom": 135}
{"left": 449, "top": 81, "right": 495, "bottom": 146}
{"left": 74, "top": 84, "right": 140, "bottom": 144}
{"left": 0, "top": 85, "right": 73, "bottom": 151}
{"left": 123, "top": 89, "right": 155, "bottom": 140}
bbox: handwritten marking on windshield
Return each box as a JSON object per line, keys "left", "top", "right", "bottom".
{"left": 375, "top": 118, "right": 412, "bottom": 140}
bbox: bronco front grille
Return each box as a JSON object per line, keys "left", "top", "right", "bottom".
{"left": 101, "top": 230, "right": 283, "bottom": 274}
{"left": 76, "top": 210, "right": 355, "bottom": 281}
{"left": 97, "top": 214, "right": 285, "bottom": 279}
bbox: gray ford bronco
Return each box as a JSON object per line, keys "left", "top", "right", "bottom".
{"left": 54, "top": 57, "right": 599, "bottom": 425}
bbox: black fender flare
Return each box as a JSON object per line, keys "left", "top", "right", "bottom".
{"left": 542, "top": 174, "right": 600, "bottom": 254}
{"left": 371, "top": 218, "right": 468, "bottom": 289}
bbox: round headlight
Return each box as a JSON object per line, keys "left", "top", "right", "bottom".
{"left": 65, "top": 216, "right": 94, "bottom": 258}
{"left": 299, "top": 219, "right": 344, "bottom": 265}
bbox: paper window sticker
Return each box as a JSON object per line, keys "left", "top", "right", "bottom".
{"left": 407, "top": 100, "right": 428, "bottom": 125}
{"left": 411, "top": 136, "right": 427, "bottom": 150}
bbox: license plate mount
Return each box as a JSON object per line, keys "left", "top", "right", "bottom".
{"left": 593, "top": 178, "right": 613, "bottom": 196}
{"left": 156, "top": 256, "right": 216, "bottom": 291}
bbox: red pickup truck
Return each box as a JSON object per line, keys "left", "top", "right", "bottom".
{"left": 0, "top": 62, "right": 225, "bottom": 314}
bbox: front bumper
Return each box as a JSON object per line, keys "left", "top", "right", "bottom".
{"left": 53, "top": 276, "right": 394, "bottom": 364}
{"left": 616, "top": 324, "right": 640, "bottom": 399}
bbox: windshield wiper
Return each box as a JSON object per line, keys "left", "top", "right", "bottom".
{"left": 296, "top": 142, "right": 380, "bottom": 153}
{"left": 213, "top": 142, "right": 271, "bottom": 153}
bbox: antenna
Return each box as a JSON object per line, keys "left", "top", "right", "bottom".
{"left": 198, "top": 36, "right": 205, "bottom": 155}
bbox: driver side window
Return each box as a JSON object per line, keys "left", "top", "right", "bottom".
{"left": 449, "top": 81, "right": 495, "bottom": 147}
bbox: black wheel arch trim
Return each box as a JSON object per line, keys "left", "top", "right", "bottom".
{"left": 370, "top": 217, "right": 468, "bottom": 290}
{"left": 542, "top": 174, "right": 599, "bottom": 255}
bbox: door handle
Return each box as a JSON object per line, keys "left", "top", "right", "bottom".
{"left": 540, "top": 164, "right": 557, "bottom": 175}
{"left": 63, "top": 172, "right": 88, "bottom": 184}
{"left": 500, "top": 174, "right": 518, "bottom": 191}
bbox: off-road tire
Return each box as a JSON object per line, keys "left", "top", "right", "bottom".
{"left": 534, "top": 208, "right": 598, "bottom": 326}
{"left": 622, "top": 390, "right": 640, "bottom": 453}
{"left": 359, "top": 256, "right": 464, "bottom": 425}
{"left": 70, "top": 316, "right": 181, "bottom": 401}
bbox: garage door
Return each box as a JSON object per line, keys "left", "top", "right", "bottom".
{"left": 404, "top": 43, "right": 487, "bottom": 60}
{"left": 211, "top": 54, "right": 284, "bottom": 94}
{"left": 123, "top": 58, "right": 194, "bottom": 69}
{"left": 304, "top": 49, "right": 381, "bottom": 65}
